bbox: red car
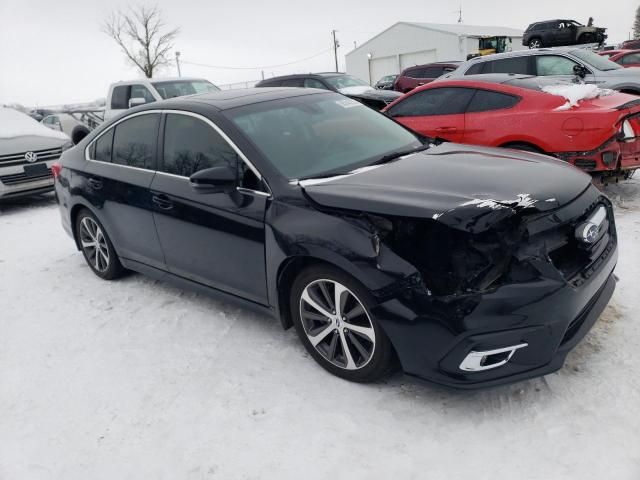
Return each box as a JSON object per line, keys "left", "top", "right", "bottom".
{"left": 598, "top": 49, "right": 629, "bottom": 59}
{"left": 383, "top": 75, "right": 640, "bottom": 179}
{"left": 605, "top": 49, "right": 640, "bottom": 68}
{"left": 393, "top": 62, "right": 461, "bottom": 93}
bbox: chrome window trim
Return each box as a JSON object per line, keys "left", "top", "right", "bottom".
{"left": 152, "top": 170, "right": 271, "bottom": 198}
{"left": 85, "top": 109, "right": 270, "bottom": 195}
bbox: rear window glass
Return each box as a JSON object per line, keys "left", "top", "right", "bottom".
{"left": 466, "top": 90, "right": 520, "bottom": 113}
{"left": 94, "top": 129, "right": 114, "bottom": 162}
{"left": 110, "top": 86, "right": 129, "bottom": 110}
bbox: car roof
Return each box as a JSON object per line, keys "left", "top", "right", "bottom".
{"left": 404, "top": 61, "right": 462, "bottom": 70}
{"left": 110, "top": 77, "right": 209, "bottom": 86}
{"left": 137, "top": 87, "right": 328, "bottom": 111}
{"left": 466, "top": 46, "right": 580, "bottom": 63}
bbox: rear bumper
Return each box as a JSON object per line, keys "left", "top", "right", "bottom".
{"left": 557, "top": 137, "right": 640, "bottom": 174}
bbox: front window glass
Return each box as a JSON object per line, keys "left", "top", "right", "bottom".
{"left": 536, "top": 55, "right": 578, "bottom": 75}
{"left": 325, "top": 75, "right": 372, "bottom": 92}
{"left": 570, "top": 49, "right": 622, "bottom": 71}
{"left": 162, "top": 114, "right": 238, "bottom": 177}
{"left": 152, "top": 80, "right": 220, "bottom": 99}
{"left": 484, "top": 56, "right": 531, "bottom": 74}
{"left": 112, "top": 114, "right": 159, "bottom": 169}
{"left": 229, "top": 93, "right": 421, "bottom": 180}
{"left": 130, "top": 85, "right": 155, "bottom": 103}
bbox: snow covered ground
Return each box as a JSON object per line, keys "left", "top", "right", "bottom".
{"left": 1, "top": 180, "right": 639, "bottom": 480}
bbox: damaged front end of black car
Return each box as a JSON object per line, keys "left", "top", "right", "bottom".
{"left": 296, "top": 143, "right": 617, "bottom": 388}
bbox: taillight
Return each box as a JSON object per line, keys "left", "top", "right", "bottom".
{"left": 620, "top": 119, "right": 636, "bottom": 141}
{"left": 51, "top": 162, "right": 62, "bottom": 179}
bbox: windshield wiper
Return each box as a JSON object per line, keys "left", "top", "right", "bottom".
{"left": 371, "top": 144, "right": 430, "bottom": 166}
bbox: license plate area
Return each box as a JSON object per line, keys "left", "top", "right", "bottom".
{"left": 23, "top": 163, "right": 48, "bottom": 177}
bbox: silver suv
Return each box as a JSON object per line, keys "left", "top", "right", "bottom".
{"left": 442, "top": 47, "right": 640, "bottom": 94}
{"left": 0, "top": 108, "right": 71, "bottom": 199}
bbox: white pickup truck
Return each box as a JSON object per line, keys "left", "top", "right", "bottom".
{"left": 104, "top": 77, "right": 220, "bottom": 121}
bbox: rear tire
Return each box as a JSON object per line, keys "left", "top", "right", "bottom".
{"left": 76, "top": 209, "right": 124, "bottom": 280}
{"left": 290, "top": 265, "right": 396, "bottom": 383}
{"left": 528, "top": 38, "right": 543, "bottom": 49}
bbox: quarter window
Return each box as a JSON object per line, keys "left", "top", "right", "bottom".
{"left": 388, "top": 88, "right": 475, "bottom": 117}
{"left": 162, "top": 114, "right": 238, "bottom": 177}
{"left": 536, "top": 55, "right": 578, "bottom": 75}
{"left": 281, "top": 78, "right": 304, "bottom": 87}
{"left": 466, "top": 90, "right": 520, "bottom": 113}
{"left": 112, "top": 114, "right": 159, "bottom": 169}
{"left": 94, "top": 128, "right": 114, "bottom": 162}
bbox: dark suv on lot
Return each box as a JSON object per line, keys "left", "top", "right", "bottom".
{"left": 393, "top": 62, "right": 461, "bottom": 93}
{"left": 255, "top": 73, "right": 401, "bottom": 110}
{"left": 53, "top": 88, "right": 617, "bottom": 388}
{"left": 523, "top": 19, "right": 607, "bottom": 49}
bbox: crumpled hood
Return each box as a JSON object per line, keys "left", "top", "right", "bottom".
{"left": 302, "top": 143, "right": 592, "bottom": 233}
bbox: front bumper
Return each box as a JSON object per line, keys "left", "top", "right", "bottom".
{"left": 373, "top": 192, "right": 618, "bottom": 389}
{"left": 0, "top": 161, "right": 56, "bottom": 199}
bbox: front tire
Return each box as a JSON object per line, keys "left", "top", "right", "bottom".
{"left": 290, "top": 265, "right": 396, "bottom": 383}
{"left": 76, "top": 209, "right": 124, "bottom": 280}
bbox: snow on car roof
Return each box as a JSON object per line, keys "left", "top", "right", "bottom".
{"left": 0, "top": 107, "right": 69, "bottom": 140}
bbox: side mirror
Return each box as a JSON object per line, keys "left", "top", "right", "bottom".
{"left": 573, "top": 64, "right": 588, "bottom": 78}
{"left": 189, "top": 165, "right": 237, "bottom": 194}
{"left": 128, "top": 97, "right": 147, "bottom": 108}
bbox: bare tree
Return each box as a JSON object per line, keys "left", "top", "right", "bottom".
{"left": 634, "top": 5, "right": 640, "bottom": 39}
{"left": 102, "top": 4, "right": 179, "bottom": 78}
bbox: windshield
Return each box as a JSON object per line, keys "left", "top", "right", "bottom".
{"left": 570, "top": 49, "right": 622, "bottom": 71}
{"left": 229, "top": 93, "right": 421, "bottom": 180}
{"left": 151, "top": 80, "right": 220, "bottom": 99}
{"left": 325, "top": 75, "right": 372, "bottom": 92}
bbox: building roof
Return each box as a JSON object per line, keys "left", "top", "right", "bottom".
{"left": 404, "top": 22, "right": 524, "bottom": 38}
{"left": 347, "top": 22, "right": 524, "bottom": 57}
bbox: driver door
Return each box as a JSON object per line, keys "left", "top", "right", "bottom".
{"left": 149, "top": 112, "right": 270, "bottom": 304}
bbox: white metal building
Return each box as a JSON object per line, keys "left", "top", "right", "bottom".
{"left": 346, "top": 22, "right": 526, "bottom": 84}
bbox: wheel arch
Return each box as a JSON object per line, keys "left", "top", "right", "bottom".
{"left": 275, "top": 255, "right": 362, "bottom": 330}
{"left": 69, "top": 201, "right": 101, "bottom": 251}
{"left": 498, "top": 140, "right": 547, "bottom": 153}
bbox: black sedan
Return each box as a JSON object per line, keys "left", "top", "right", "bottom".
{"left": 255, "top": 73, "right": 402, "bottom": 110}
{"left": 53, "top": 88, "right": 617, "bottom": 388}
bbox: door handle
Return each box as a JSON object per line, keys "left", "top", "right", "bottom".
{"left": 152, "top": 193, "right": 174, "bottom": 210}
{"left": 87, "top": 177, "right": 103, "bottom": 190}
{"left": 435, "top": 127, "right": 458, "bottom": 133}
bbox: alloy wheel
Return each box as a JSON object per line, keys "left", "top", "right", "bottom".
{"left": 79, "top": 216, "right": 110, "bottom": 273}
{"left": 529, "top": 39, "right": 541, "bottom": 49}
{"left": 299, "top": 279, "right": 376, "bottom": 370}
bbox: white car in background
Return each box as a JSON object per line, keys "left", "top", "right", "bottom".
{"left": 41, "top": 113, "right": 93, "bottom": 145}
{"left": 0, "top": 108, "right": 71, "bottom": 200}
{"left": 104, "top": 77, "right": 220, "bottom": 120}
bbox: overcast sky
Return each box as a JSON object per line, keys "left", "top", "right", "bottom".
{"left": 0, "top": 0, "right": 636, "bottom": 107}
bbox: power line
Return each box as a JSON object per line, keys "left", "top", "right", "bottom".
{"left": 180, "top": 48, "right": 332, "bottom": 71}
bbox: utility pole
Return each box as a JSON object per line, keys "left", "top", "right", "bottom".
{"left": 331, "top": 29, "right": 340, "bottom": 72}
{"left": 175, "top": 51, "right": 182, "bottom": 77}
{"left": 457, "top": 3, "right": 463, "bottom": 23}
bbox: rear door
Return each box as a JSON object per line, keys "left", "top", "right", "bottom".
{"left": 462, "top": 89, "right": 522, "bottom": 145}
{"left": 82, "top": 112, "right": 165, "bottom": 269}
{"left": 387, "top": 87, "right": 474, "bottom": 142}
{"left": 149, "top": 112, "right": 269, "bottom": 304}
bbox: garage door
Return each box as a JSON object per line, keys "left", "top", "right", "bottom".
{"left": 399, "top": 49, "right": 437, "bottom": 70}
{"left": 369, "top": 55, "right": 398, "bottom": 84}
